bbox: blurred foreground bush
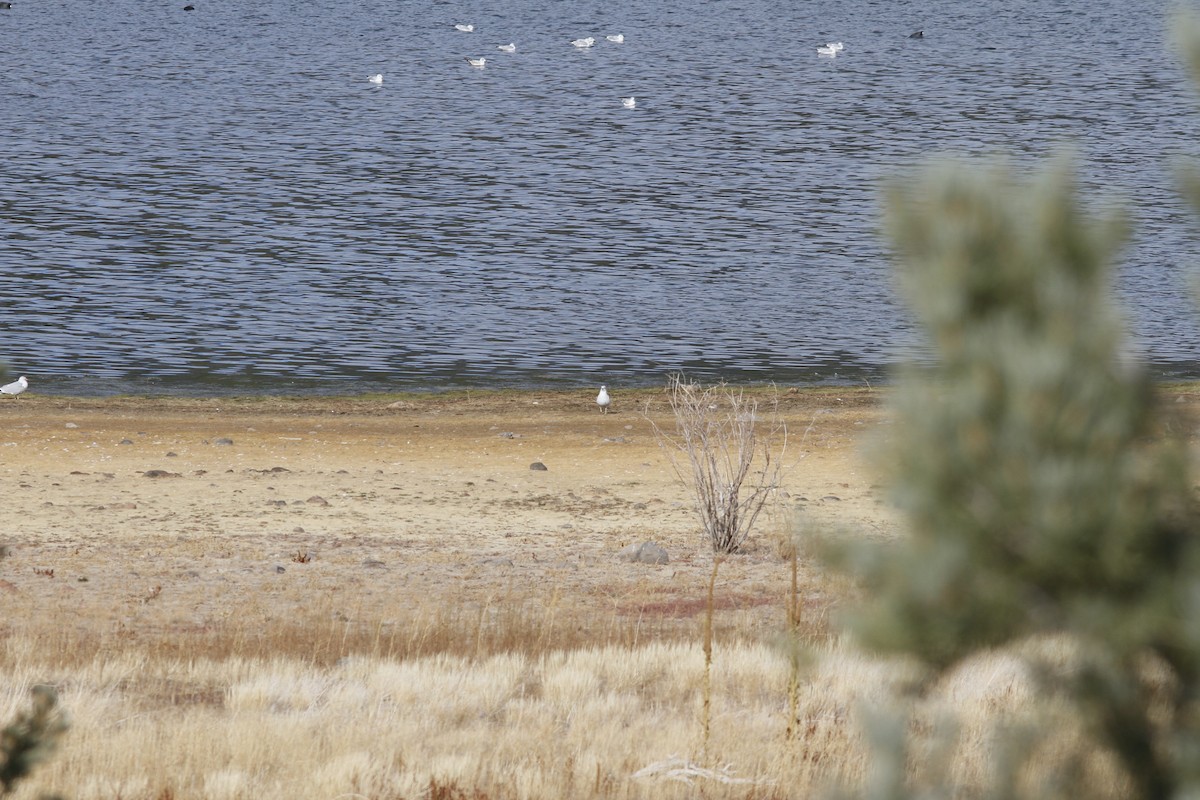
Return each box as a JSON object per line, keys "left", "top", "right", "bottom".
{"left": 821, "top": 19, "right": 1200, "bottom": 795}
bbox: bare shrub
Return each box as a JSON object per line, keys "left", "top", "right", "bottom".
{"left": 649, "top": 375, "right": 786, "bottom": 554}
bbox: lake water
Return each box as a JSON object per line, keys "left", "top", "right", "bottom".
{"left": 3, "top": 0, "right": 1200, "bottom": 395}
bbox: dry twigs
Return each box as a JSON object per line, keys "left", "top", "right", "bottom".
{"left": 649, "top": 375, "right": 786, "bottom": 553}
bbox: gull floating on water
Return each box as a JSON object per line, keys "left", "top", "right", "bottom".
{"left": 367, "top": 73, "right": 383, "bottom": 84}
{"left": 454, "top": 23, "right": 474, "bottom": 32}
{"left": 621, "top": 96, "right": 636, "bottom": 109}
{"left": 1, "top": 376, "right": 28, "bottom": 397}
{"left": 570, "top": 36, "right": 595, "bottom": 48}
{"left": 596, "top": 385, "right": 611, "bottom": 414}
{"left": 817, "top": 43, "right": 841, "bottom": 56}
{"left": 606, "top": 33, "right": 624, "bottom": 43}
{"left": 498, "top": 42, "right": 516, "bottom": 52}
{"left": 466, "top": 56, "right": 486, "bottom": 68}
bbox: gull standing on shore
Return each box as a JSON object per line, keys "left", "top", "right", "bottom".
{"left": 1, "top": 376, "right": 28, "bottom": 397}
{"left": 596, "top": 385, "right": 611, "bottom": 414}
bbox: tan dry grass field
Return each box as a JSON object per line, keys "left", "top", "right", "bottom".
{"left": 2, "top": 386, "right": 1197, "bottom": 799}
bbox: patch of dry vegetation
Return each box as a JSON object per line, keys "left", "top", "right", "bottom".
{"left": 3, "top": 387, "right": 1200, "bottom": 797}
{"left": 4, "top": 629, "right": 1108, "bottom": 800}
{"left": 7, "top": 614, "right": 1139, "bottom": 800}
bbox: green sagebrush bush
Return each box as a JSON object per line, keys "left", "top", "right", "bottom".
{"left": 818, "top": 17, "right": 1200, "bottom": 796}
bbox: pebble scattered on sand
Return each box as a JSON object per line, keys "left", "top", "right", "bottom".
{"left": 617, "top": 541, "right": 669, "bottom": 565}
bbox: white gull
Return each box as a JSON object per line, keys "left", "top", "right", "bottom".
{"left": 1, "top": 376, "right": 28, "bottom": 397}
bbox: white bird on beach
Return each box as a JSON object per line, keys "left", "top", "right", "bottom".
{"left": 596, "top": 385, "right": 611, "bottom": 414}
{"left": 498, "top": 42, "right": 517, "bottom": 52}
{"left": 367, "top": 73, "right": 383, "bottom": 84}
{"left": 1, "top": 376, "right": 28, "bottom": 397}
{"left": 455, "top": 23, "right": 474, "bottom": 32}
{"left": 571, "top": 36, "right": 595, "bottom": 48}
{"left": 621, "top": 96, "right": 636, "bottom": 109}
{"left": 606, "top": 33, "right": 624, "bottom": 43}
{"left": 466, "top": 56, "right": 486, "bottom": 68}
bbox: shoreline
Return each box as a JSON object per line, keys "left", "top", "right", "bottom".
{"left": 10, "top": 365, "right": 1200, "bottom": 403}
{"left": 0, "top": 374, "right": 889, "bottom": 402}
{"left": 0, "top": 383, "right": 872, "bottom": 411}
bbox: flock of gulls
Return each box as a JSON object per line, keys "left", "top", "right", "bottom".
{"left": 365, "top": 23, "right": 636, "bottom": 108}
{"left": 365, "top": 24, "right": 925, "bottom": 107}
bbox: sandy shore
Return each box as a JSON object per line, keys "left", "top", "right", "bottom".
{"left": 0, "top": 387, "right": 896, "bottom": 660}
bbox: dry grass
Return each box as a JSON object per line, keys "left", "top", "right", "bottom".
{"left": 1, "top": 623, "right": 1116, "bottom": 800}
{"left": 648, "top": 377, "right": 787, "bottom": 554}
{"left": 0, "top": 567, "right": 844, "bottom": 672}
{"left": 0, "top": 559, "right": 1123, "bottom": 800}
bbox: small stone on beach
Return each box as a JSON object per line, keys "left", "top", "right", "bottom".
{"left": 617, "top": 541, "right": 669, "bottom": 565}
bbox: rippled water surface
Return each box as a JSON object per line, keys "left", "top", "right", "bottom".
{"left": 3, "top": 0, "right": 1200, "bottom": 394}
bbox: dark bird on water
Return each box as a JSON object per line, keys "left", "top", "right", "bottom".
{"left": 908, "top": 30, "right": 923, "bottom": 39}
